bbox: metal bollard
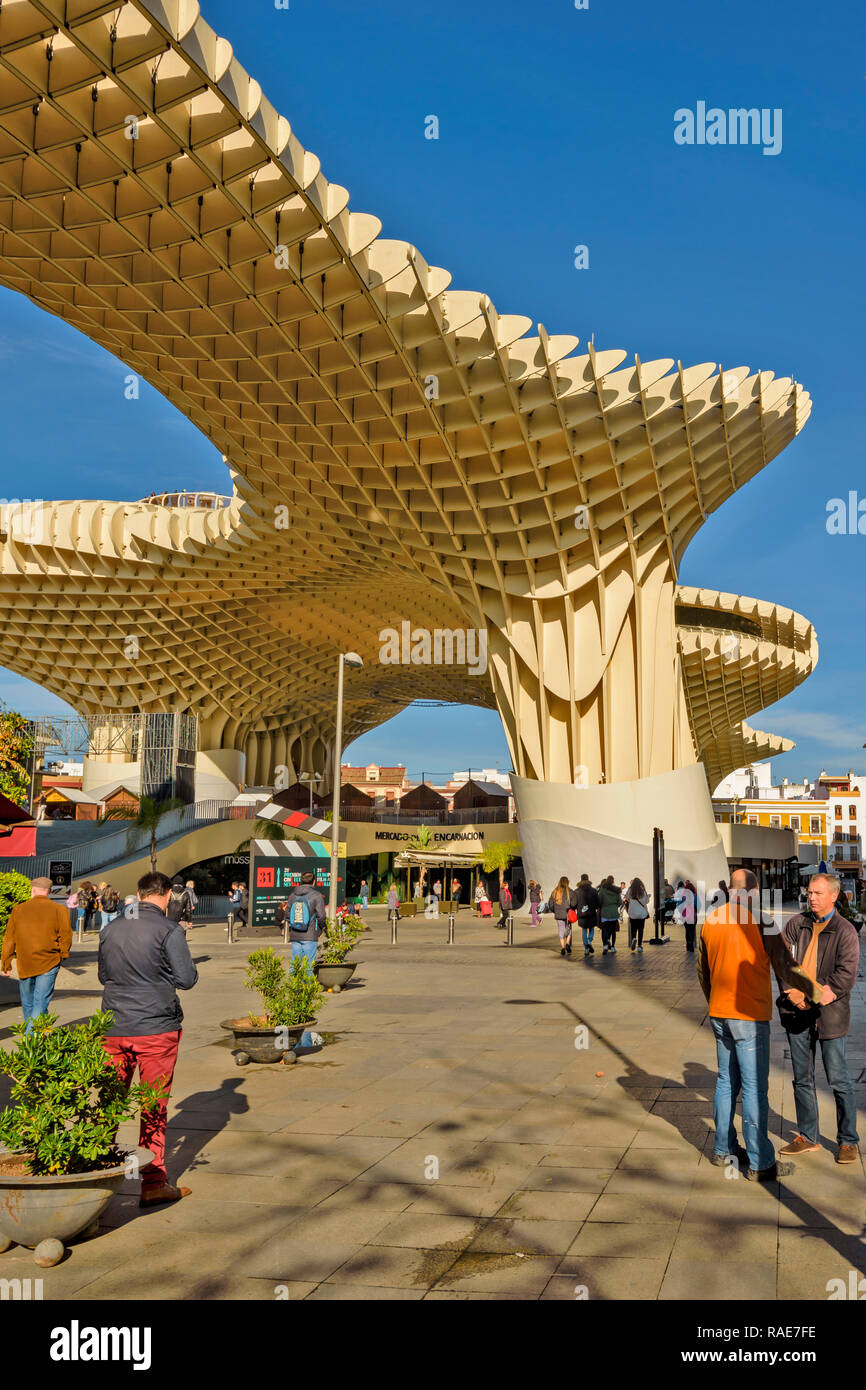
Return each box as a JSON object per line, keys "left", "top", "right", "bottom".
{"left": 447, "top": 911, "right": 455, "bottom": 945}
{"left": 505, "top": 913, "right": 514, "bottom": 946}
{"left": 390, "top": 909, "right": 398, "bottom": 945}
{"left": 282, "top": 915, "right": 288, "bottom": 945}
{"left": 226, "top": 912, "right": 234, "bottom": 944}
{"left": 77, "top": 917, "right": 83, "bottom": 944}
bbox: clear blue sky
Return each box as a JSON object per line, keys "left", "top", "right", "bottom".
{"left": 1, "top": 0, "right": 864, "bottom": 783}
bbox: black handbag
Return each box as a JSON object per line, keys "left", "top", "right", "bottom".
{"left": 775, "top": 993, "right": 820, "bottom": 1035}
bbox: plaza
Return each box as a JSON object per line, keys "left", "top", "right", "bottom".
{"left": 1, "top": 907, "right": 862, "bottom": 1301}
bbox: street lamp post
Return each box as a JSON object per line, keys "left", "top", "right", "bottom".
{"left": 328, "top": 652, "right": 363, "bottom": 926}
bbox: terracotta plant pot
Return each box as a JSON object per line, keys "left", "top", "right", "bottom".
{"left": 0, "top": 1146, "right": 152, "bottom": 1258}
{"left": 315, "top": 962, "right": 356, "bottom": 993}
{"left": 220, "top": 1017, "right": 318, "bottom": 1065}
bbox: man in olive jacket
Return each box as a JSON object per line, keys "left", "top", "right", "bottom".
{"left": 779, "top": 872, "right": 860, "bottom": 1163}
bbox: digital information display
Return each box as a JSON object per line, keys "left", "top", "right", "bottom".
{"left": 250, "top": 847, "right": 346, "bottom": 927}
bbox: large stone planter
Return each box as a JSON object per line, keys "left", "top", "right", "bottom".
{"left": 315, "top": 962, "right": 356, "bottom": 993}
{"left": 0, "top": 1146, "right": 152, "bottom": 1261}
{"left": 220, "top": 1017, "right": 318, "bottom": 1065}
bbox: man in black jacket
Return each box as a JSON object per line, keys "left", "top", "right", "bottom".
{"left": 779, "top": 872, "right": 860, "bottom": 1164}
{"left": 99, "top": 871, "right": 199, "bottom": 1206}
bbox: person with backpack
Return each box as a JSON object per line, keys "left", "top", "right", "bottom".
{"left": 675, "top": 879, "right": 698, "bottom": 952}
{"left": 98, "top": 882, "right": 120, "bottom": 929}
{"left": 497, "top": 879, "right": 512, "bottom": 930}
{"left": 284, "top": 870, "right": 327, "bottom": 966}
{"left": 598, "top": 875, "right": 622, "bottom": 954}
{"left": 166, "top": 879, "right": 195, "bottom": 932}
{"left": 547, "top": 876, "right": 574, "bottom": 957}
{"left": 625, "top": 877, "right": 650, "bottom": 952}
{"left": 574, "top": 873, "right": 600, "bottom": 956}
{"left": 77, "top": 881, "right": 97, "bottom": 933}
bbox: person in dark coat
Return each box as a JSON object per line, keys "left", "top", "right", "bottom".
{"left": 99, "top": 870, "right": 198, "bottom": 1207}
{"left": 497, "top": 880, "right": 513, "bottom": 931}
{"left": 779, "top": 873, "right": 860, "bottom": 1163}
{"left": 574, "top": 873, "right": 600, "bottom": 956}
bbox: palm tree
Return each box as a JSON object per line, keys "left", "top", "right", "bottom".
{"left": 475, "top": 839, "right": 523, "bottom": 892}
{"left": 235, "top": 819, "right": 290, "bottom": 854}
{"left": 102, "top": 795, "right": 185, "bottom": 872}
{"left": 405, "top": 824, "right": 433, "bottom": 898}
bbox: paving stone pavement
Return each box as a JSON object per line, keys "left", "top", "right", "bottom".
{"left": 1, "top": 907, "right": 864, "bottom": 1301}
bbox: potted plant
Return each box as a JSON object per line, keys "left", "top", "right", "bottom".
{"left": 0, "top": 1012, "right": 159, "bottom": 1265}
{"left": 222, "top": 948, "right": 324, "bottom": 1065}
{"left": 316, "top": 913, "right": 365, "bottom": 992}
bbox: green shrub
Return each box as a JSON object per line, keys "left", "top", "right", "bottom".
{"left": 244, "top": 947, "right": 323, "bottom": 1027}
{"left": 320, "top": 913, "right": 365, "bottom": 966}
{"left": 0, "top": 1012, "right": 165, "bottom": 1176}
{"left": 0, "top": 871, "right": 33, "bottom": 953}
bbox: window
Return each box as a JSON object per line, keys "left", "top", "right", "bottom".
{"left": 850, "top": 806, "right": 857, "bottom": 819}
{"left": 769, "top": 815, "right": 781, "bottom": 828}
{"left": 810, "top": 817, "right": 821, "bottom": 835}
{"left": 835, "top": 805, "right": 843, "bottom": 819}
{"left": 789, "top": 814, "right": 801, "bottom": 830}
{"left": 748, "top": 815, "right": 758, "bottom": 825}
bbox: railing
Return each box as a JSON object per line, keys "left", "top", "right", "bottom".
{"left": 139, "top": 492, "right": 232, "bottom": 510}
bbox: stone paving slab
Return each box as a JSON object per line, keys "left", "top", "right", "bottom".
{"left": 1, "top": 906, "right": 864, "bottom": 1301}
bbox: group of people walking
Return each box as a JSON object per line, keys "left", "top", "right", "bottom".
{"left": 528, "top": 874, "right": 652, "bottom": 957}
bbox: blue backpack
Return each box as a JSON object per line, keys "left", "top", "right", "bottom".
{"left": 290, "top": 897, "right": 311, "bottom": 928}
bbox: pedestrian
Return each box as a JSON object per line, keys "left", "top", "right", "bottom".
{"left": 433, "top": 879, "right": 442, "bottom": 901}
{"left": 0, "top": 875, "right": 72, "bottom": 1030}
{"left": 547, "top": 876, "right": 574, "bottom": 957}
{"left": 697, "top": 867, "right": 822, "bottom": 1181}
{"left": 35, "top": 792, "right": 47, "bottom": 822}
{"left": 497, "top": 879, "right": 512, "bottom": 931}
{"left": 98, "top": 882, "right": 120, "bottom": 930}
{"left": 166, "top": 878, "right": 195, "bottom": 932}
{"left": 283, "top": 870, "right": 327, "bottom": 1047}
{"left": 479, "top": 889, "right": 493, "bottom": 919}
{"left": 474, "top": 880, "right": 486, "bottom": 917}
{"left": 65, "top": 885, "right": 78, "bottom": 935}
{"left": 625, "top": 877, "right": 650, "bottom": 951}
{"left": 386, "top": 883, "right": 399, "bottom": 914}
{"left": 76, "top": 881, "right": 96, "bottom": 933}
{"left": 451, "top": 878, "right": 462, "bottom": 909}
{"left": 359, "top": 878, "right": 369, "bottom": 910}
{"left": 599, "top": 875, "right": 621, "bottom": 954}
{"left": 676, "top": 879, "right": 698, "bottom": 951}
{"left": 184, "top": 880, "right": 199, "bottom": 914}
{"left": 99, "top": 870, "right": 198, "bottom": 1207}
{"left": 574, "top": 872, "right": 600, "bottom": 956}
{"left": 778, "top": 873, "right": 860, "bottom": 1164}
{"left": 528, "top": 879, "right": 543, "bottom": 927}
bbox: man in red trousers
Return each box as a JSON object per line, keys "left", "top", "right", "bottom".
{"left": 99, "top": 870, "right": 198, "bottom": 1206}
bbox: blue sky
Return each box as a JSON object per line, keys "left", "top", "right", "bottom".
{"left": 1, "top": 0, "right": 864, "bottom": 783}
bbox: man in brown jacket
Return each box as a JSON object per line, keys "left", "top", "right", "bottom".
{"left": 779, "top": 872, "right": 860, "bottom": 1163}
{"left": 1, "top": 875, "right": 72, "bottom": 1030}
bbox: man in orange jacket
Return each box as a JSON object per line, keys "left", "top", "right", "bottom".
{"left": 697, "top": 868, "right": 824, "bottom": 1182}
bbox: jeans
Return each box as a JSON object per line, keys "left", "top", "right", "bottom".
{"left": 788, "top": 1030, "right": 859, "bottom": 1147}
{"left": 291, "top": 941, "right": 318, "bottom": 1046}
{"left": 581, "top": 922, "right": 595, "bottom": 948}
{"left": 710, "top": 1017, "right": 775, "bottom": 1172}
{"left": 19, "top": 965, "right": 60, "bottom": 1032}
{"left": 103, "top": 1030, "right": 181, "bottom": 1191}
{"left": 100, "top": 910, "right": 119, "bottom": 929}
{"left": 360, "top": 894, "right": 368, "bottom": 909}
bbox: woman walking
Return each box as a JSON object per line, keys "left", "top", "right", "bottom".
{"left": 548, "top": 876, "right": 574, "bottom": 957}
{"left": 598, "top": 875, "right": 622, "bottom": 954}
{"left": 675, "top": 879, "right": 698, "bottom": 952}
{"left": 625, "top": 877, "right": 650, "bottom": 952}
{"left": 474, "top": 880, "right": 486, "bottom": 917}
{"left": 528, "top": 880, "right": 543, "bottom": 927}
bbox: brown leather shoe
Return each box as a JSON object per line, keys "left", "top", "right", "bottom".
{"left": 139, "top": 1183, "right": 191, "bottom": 1208}
{"left": 779, "top": 1134, "right": 820, "bottom": 1156}
{"left": 836, "top": 1144, "right": 859, "bottom": 1164}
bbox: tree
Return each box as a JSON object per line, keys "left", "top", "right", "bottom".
{"left": 405, "top": 824, "right": 433, "bottom": 898}
{"left": 0, "top": 871, "right": 33, "bottom": 953}
{"left": 0, "top": 704, "right": 35, "bottom": 809}
{"left": 236, "top": 819, "right": 289, "bottom": 853}
{"left": 103, "top": 796, "right": 184, "bottom": 872}
{"left": 476, "top": 839, "right": 523, "bottom": 891}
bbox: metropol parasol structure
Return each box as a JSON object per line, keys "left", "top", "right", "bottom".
{"left": 0, "top": 0, "right": 816, "bottom": 886}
